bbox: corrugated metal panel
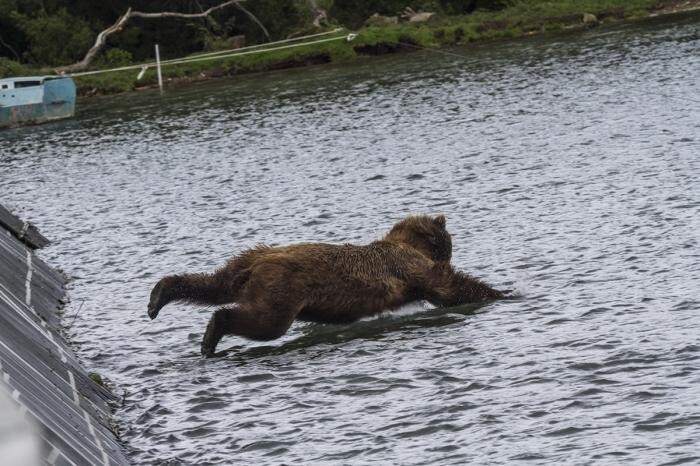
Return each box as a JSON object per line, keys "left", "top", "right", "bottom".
{"left": 0, "top": 206, "right": 129, "bottom": 466}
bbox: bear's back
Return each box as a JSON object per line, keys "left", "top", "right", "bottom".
{"left": 244, "top": 241, "right": 431, "bottom": 282}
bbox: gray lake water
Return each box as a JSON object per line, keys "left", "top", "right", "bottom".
{"left": 1, "top": 12, "right": 699, "bottom": 465}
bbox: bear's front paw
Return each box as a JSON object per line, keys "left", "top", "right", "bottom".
{"left": 201, "top": 342, "right": 216, "bottom": 357}
{"left": 201, "top": 315, "right": 221, "bottom": 357}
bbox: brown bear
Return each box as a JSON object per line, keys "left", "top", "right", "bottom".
{"left": 148, "top": 215, "right": 504, "bottom": 356}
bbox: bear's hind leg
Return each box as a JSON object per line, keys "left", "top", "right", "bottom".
{"left": 148, "top": 270, "right": 243, "bottom": 319}
{"left": 201, "top": 304, "right": 298, "bottom": 356}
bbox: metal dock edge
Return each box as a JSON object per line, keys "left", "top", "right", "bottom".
{"left": 0, "top": 205, "right": 129, "bottom": 466}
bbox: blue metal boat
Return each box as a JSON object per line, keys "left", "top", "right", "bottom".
{"left": 0, "top": 76, "right": 76, "bottom": 128}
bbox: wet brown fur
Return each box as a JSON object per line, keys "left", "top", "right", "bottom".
{"left": 147, "top": 215, "right": 504, "bottom": 355}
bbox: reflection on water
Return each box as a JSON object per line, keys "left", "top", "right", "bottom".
{"left": 216, "top": 301, "right": 487, "bottom": 361}
{"left": 1, "top": 12, "right": 699, "bottom": 465}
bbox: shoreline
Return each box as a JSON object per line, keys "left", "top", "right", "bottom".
{"left": 3, "top": 1, "right": 700, "bottom": 98}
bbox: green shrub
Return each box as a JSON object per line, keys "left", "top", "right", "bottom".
{"left": 74, "top": 70, "right": 136, "bottom": 95}
{"left": 95, "top": 49, "right": 133, "bottom": 69}
{"left": 10, "top": 8, "right": 92, "bottom": 66}
{"left": 0, "top": 57, "right": 29, "bottom": 78}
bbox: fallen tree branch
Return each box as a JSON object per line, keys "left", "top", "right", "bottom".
{"left": 287, "top": 0, "right": 330, "bottom": 38}
{"left": 56, "top": 0, "right": 270, "bottom": 74}
{"left": 306, "top": 0, "right": 329, "bottom": 28}
{"left": 130, "top": 0, "right": 239, "bottom": 19}
{"left": 56, "top": 8, "right": 132, "bottom": 74}
{"left": 232, "top": 2, "right": 271, "bottom": 41}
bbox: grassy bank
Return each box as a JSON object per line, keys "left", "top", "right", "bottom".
{"left": 1, "top": 0, "right": 696, "bottom": 97}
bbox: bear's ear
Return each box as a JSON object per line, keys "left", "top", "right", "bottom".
{"left": 434, "top": 215, "right": 446, "bottom": 228}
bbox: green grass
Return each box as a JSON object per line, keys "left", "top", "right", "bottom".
{"left": 91, "top": 40, "right": 353, "bottom": 93}
{"left": 492, "top": 0, "right": 655, "bottom": 22}
{"left": 73, "top": 37, "right": 360, "bottom": 94}
{"left": 0, "top": 57, "right": 32, "bottom": 78}
{"left": 356, "top": 0, "right": 658, "bottom": 49}
{"left": 88, "top": 372, "right": 107, "bottom": 388}
{"left": 3, "top": 0, "right": 664, "bottom": 95}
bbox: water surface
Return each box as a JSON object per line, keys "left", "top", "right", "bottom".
{"left": 1, "top": 13, "right": 699, "bottom": 465}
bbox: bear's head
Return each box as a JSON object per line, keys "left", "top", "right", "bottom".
{"left": 384, "top": 215, "right": 452, "bottom": 262}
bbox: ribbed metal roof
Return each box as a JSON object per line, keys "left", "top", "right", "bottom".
{"left": 0, "top": 205, "right": 129, "bottom": 466}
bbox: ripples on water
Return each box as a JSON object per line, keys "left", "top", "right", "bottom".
{"left": 1, "top": 13, "right": 699, "bottom": 465}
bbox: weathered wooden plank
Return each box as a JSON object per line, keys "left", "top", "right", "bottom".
{"left": 0, "top": 204, "right": 129, "bottom": 466}
{"left": 0, "top": 204, "right": 50, "bottom": 249}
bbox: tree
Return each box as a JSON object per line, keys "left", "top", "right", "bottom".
{"left": 55, "top": 1, "right": 269, "bottom": 73}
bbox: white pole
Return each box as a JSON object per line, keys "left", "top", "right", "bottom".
{"left": 155, "top": 44, "right": 163, "bottom": 94}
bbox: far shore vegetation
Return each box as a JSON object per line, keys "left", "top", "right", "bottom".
{"left": 0, "top": 0, "right": 696, "bottom": 96}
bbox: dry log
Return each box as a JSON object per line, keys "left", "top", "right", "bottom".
{"left": 306, "top": 0, "right": 329, "bottom": 28}
{"left": 56, "top": 0, "right": 269, "bottom": 74}
{"left": 401, "top": 7, "right": 435, "bottom": 23}
{"left": 231, "top": 2, "right": 271, "bottom": 41}
{"left": 55, "top": 8, "right": 132, "bottom": 73}
{"left": 130, "top": 0, "right": 239, "bottom": 19}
